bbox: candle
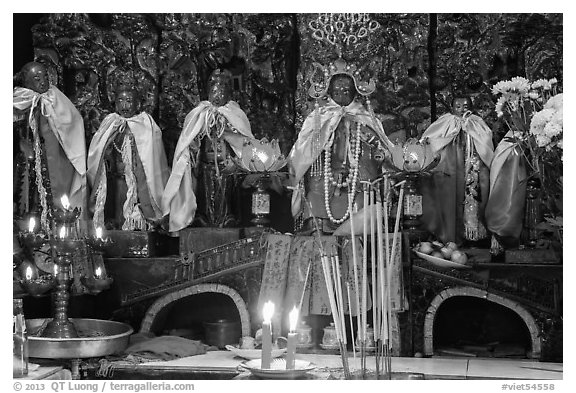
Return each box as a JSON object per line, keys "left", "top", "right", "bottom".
{"left": 261, "top": 301, "right": 275, "bottom": 369}
{"left": 286, "top": 306, "right": 299, "bottom": 369}
{"left": 53, "top": 264, "right": 58, "bottom": 276}
{"left": 95, "top": 267, "right": 103, "bottom": 279}
{"left": 60, "top": 194, "right": 70, "bottom": 210}
{"left": 28, "top": 217, "right": 35, "bottom": 233}
{"left": 59, "top": 226, "right": 66, "bottom": 239}
{"left": 95, "top": 227, "right": 103, "bottom": 240}
{"left": 25, "top": 266, "right": 33, "bottom": 281}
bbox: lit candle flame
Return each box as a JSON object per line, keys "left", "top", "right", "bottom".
{"left": 25, "top": 266, "right": 33, "bottom": 281}
{"left": 60, "top": 195, "right": 70, "bottom": 210}
{"left": 28, "top": 217, "right": 35, "bottom": 233}
{"left": 95, "top": 267, "right": 102, "bottom": 279}
{"left": 54, "top": 264, "right": 58, "bottom": 276}
{"left": 95, "top": 227, "right": 103, "bottom": 239}
{"left": 59, "top": 226, "right": 66, "bottom": 239}
{"left": 262, "top": 301, "right": 275, "bottom": 323}
{"left": 288, "top": 306, "right": 299, "bottom": 332}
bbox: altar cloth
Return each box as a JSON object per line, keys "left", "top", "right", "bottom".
{"left": 104, "top": 350, "right": 563, "bottom": 380}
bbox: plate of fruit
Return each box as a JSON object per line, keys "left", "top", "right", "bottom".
{"left": 413, "top": 241, "right": 471, "bottom": 269}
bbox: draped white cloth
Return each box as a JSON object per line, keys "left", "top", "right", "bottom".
{"left": 161, "top": 101, "right": 253, "bottom": 232}
{"left": 13, "top": 85, "right": 87, "bottom": 210}
{"left": 87, "top": 112, "right": 170, "bottom": 230}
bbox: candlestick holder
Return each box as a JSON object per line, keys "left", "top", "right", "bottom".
{"left": 85, "top": 236, "right": 114, "bottom": 253}
{"left": 52, "top": 206, "right": 81, "bottom": 238}
{"left": 21, "top": 276, "right": 56, "bottom": 297}
{"left": 40, "top": 238, "right": 84, "bottom": 339}
{"left": 18, "top": 232, "right": 49, "bottom": 251}
{"left": 80, "top": 275, "right": 113, "bottom": 295}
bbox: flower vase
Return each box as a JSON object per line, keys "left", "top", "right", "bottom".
{"left": 523, "top": 177, "right": 542, "bottom": 248}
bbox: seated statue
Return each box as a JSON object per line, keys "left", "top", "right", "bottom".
{"left": 13, "top": 61, "right": 87, "bottom": 232}
{"left": 162, "top": 69, "right": 254, "bottom": 232}
{"left": 87, "top": 87, "right": 170, "bottom": 231}
{"left": 419, "top": 95, "right": 494, "bottom": 245}
{"left": 289, "top": 59, "right": 393, "bottom": 234}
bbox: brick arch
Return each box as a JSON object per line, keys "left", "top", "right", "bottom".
{"left": 139, "top": 283, "right": 251, "bottom": 337}
{"left": 423, "top": 287, "right": 541, "bottom": 359}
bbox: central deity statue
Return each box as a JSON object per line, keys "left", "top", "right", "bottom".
{"left": 162, "top": 69, "right": 254, "bottom": 232}
{"left": 87, "top": 86, "right": 170, "bottom": 231}
{"left": 289, "top": 58, "right": 393, "bottom": 234}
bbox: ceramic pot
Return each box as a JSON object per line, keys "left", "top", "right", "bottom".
{"left": 296, "top": 322, "right": 312, "bottom": 347}
{"left": 322, "top": 322, "right": 338, "bottom": 347}
{"left": 203, "top": 319, "right": 241, "bottom": 349}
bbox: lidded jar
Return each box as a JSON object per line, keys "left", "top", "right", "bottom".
{"left": 296, "top": 321, "right": 312, "bottom": 348}
{"left": 322, "top": 322, "right": 338, "bottom": 348}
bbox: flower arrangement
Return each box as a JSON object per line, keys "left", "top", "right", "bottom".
{"left": 491, "top": 76, "right": 563, "bottom": 245}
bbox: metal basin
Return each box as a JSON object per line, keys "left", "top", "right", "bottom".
{"left": 27, "top": 318, "right": 133, "bottom": 359}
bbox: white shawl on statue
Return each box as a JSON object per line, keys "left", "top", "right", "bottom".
{"left": 13, "top": 85, "right": 87, "bottom": 214}
{"left": 87, "top": 112, "right": 170, "bottom": 230}
{"left": 161, "top": 101, "right": 253, "bottom": 233}
{"left": 420, "top": 112, "right": 494, "bottom": 167}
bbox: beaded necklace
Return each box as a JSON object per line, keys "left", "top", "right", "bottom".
{"left": 323, "top": 121, "right": 362, "bottom": 224}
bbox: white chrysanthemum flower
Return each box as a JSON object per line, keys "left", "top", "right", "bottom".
{"left": 528, "top": 91, "right": 539, "bottom": 100}
{"left": 530, "top": 108, "right": 555, "bottom": 135}
{"left": 543, "top": 121, "right": 562, "bottom": 138}
{"left": 544, "top": 93, "right": 563, "bottom": 111}
{"left": 551, "top": 108, "right": 563, "bottom": 128}
{"left": 535, "top": 134, "right": 552, "bottom": 148}
{"left": 550, "top": 78, "right": 558, "bottom": 85}
{"left": 510, "top": 76, "right": 531, "bottom": 94}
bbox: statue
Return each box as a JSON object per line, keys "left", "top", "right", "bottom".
{"left": 289, "top": 58, "right": 393, "bottom": 234}
{"left": 419, "top": 95, "right": 494, "bottom": 245}
{"left": 13, "top": 61, "right": 87, "bottom": 232}
{"left": 87, "top": 87, "right": 170, "bottom": 231}
{"left": 162, "top": 69, "right": 254, "bottom": 232}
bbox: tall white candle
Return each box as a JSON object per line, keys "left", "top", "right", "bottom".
{"left": 261, "top": 301, "right": 275, "bottom": 369}
{"left": 95, "top": 227, "right": 103, "bottom": 240}
{"left": 286, "top": 307, "right": 299, "bottom": 369}
{"left": 28, "top": 217, "right": 35, "bottom": 233}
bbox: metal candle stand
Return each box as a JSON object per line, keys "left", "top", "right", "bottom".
{"left": 82, "top": 237, "right": 114, "bottom": 295}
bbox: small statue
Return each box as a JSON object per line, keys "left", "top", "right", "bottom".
{"left": 162, "top": 69, "right": 254, "bottom": 232}
{"left": 289, "top": 58, "right": 393, "bottom": 234}
{"left": 13, "top": 61, "right": 87, "bottom": 232}
{"left": 419, "top": 95, "right": 494, "bottom": 244}
{"left": 87, "top": 87, "right": 170, "bottom": 231}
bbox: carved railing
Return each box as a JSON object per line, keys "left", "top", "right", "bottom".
{"left": 120, "top": 236, "right": 266, "bottom": 306}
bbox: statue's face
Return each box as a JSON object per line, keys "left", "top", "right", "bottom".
{"left": 115, "top": 90, "right": 139, "bottom": 118}
{"left": 329, "top": 75, "right": 356, "bottom": 107}
{"left": 208, "top": 77, "right": 232, "bottom": 106}
{"left": 23, "top": 63, "right": 49, "bottom": 94}
{"left": 452, "top": 98, "right": 471, "bottom": 117}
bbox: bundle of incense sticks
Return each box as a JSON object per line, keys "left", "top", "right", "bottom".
{"left": 353, "top": 177, "right": 406, "bottom": 379}
{"left": 320, "top": 252, "right": 351, "bottom": 379}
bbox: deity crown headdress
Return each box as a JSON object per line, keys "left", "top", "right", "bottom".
{"left": 307, "top": 57, "right": 377, "bottom": 99}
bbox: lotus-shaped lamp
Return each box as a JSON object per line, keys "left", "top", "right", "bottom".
{"left": 234, "top": 138, "right": 287, "bottom": 173}
{"left": 383, "top": 138, "right": 440, "bottom": 175}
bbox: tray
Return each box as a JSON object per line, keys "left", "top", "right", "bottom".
{"left": 225, "top": 345, "right": 286, "bottom": 360}
{"left": 413, "top": 250, "right": 471, "bottom": 269}
{"left": 238, "top": 358, "right": 315, "bottom": 379}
